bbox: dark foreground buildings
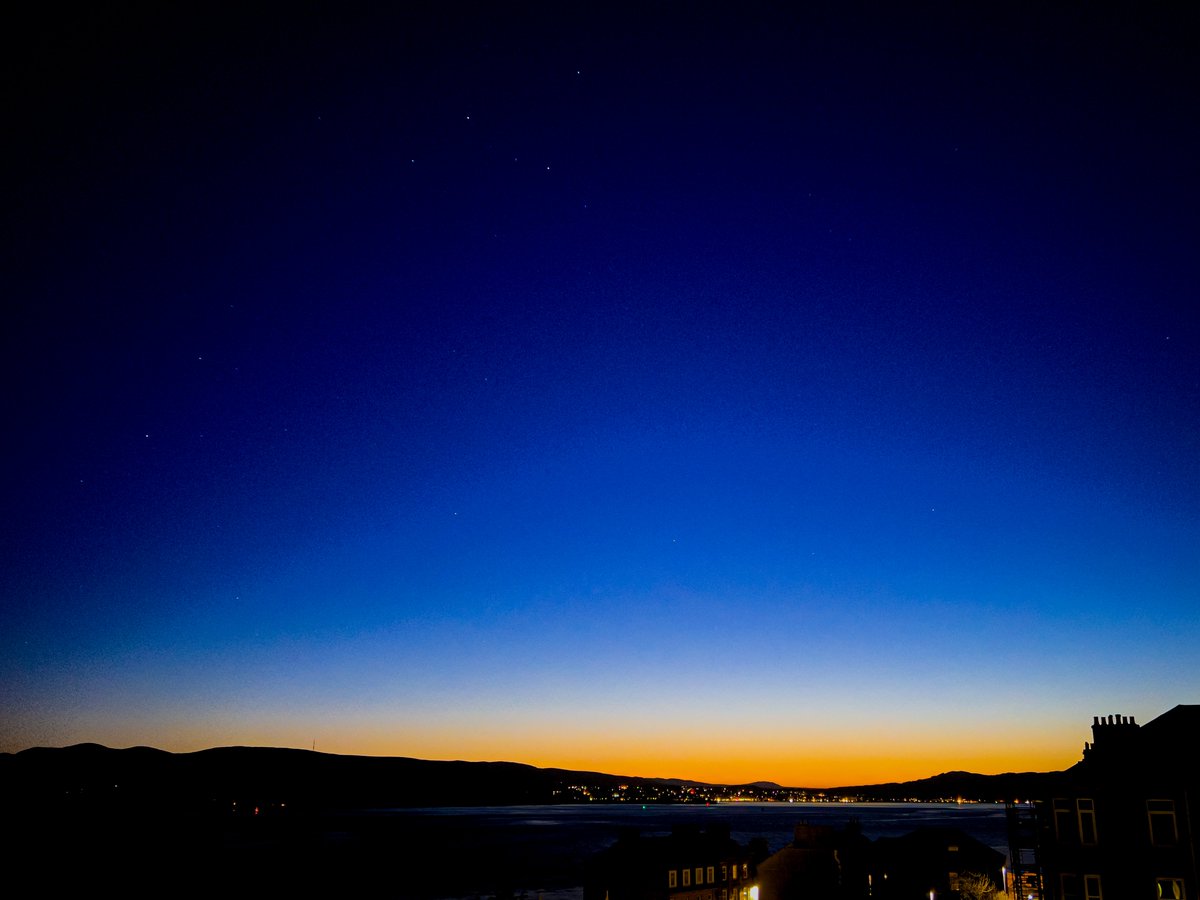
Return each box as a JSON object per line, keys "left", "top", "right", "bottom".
{"left": 1034, "top": 704, "right": 1199, "bottom": 900}
{"left": 584, "top": 824, "right": 761, "bottom": 900}
{"left": 871, "top": 827, "right": 1005, "bottom": 899}
{"left": 756, "top": 822, "right": 1003, "bottom": 899}
{"left": 756, "top": 823, "right": 871, "bottom": 898}
{"left": 594, "top": 821, "right": 1006, "bottom": 900}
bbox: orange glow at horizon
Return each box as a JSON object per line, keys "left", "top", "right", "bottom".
{"left": 68, "top": 713, "right": 1089, "bottom": 789}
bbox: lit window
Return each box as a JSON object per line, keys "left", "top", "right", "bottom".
{"left": 1148, "top": 800, "right": 1178, "bottom": 845}
{"left": 669, "top": 870, "right": 677, "bottom": 888}
{"left": 1157, "top": 878, "right": 1184, "bottom": 899}
{"left": 742, "top": 864, "right": 749, "bottom": 879}
{"left": 707, "top": 866, "right": 715, "bottom": 883}
{"left": 1078, "top": 798, "right": 1098, "bottom": 845}
{"left": 696, "top": 867, "right": 704, "bottom": 885}
{"left": 1083, "top": 873, "right": 1102, "bottom": 900}
{"left": 683, "top": 869, "right": 691, "bottom": 887}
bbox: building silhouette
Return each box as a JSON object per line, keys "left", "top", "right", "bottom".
{"left": 1033, "top": 705, "right": 1199, "bottom": 900}
{"left": 870, "top": 826, "right": 1005, "bottom": 899}
{"left": 756, "top": 822, "right": 871, "bottom": 899}
{"left": 585, "top": 824, "right": 759, "bottom": 900}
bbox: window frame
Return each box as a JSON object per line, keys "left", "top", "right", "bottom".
{"left": 1054, "top": 797, "right": 1074, "bottom": 842}
{"left": 1077, "top": 798, "right": 1098, "bottom": 845}
{"left": 1148, "top": 799, "right": 1179, "bottom": 846}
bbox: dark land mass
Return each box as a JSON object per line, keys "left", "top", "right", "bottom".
{"left": 1, "top": 743, "right": 1063, "bottom": 807}
{"left": 1, "top": 744, "right": 1063, "bottom": 894}
{"left": 830, "top": 769, "right": 1062, "bottom": 803}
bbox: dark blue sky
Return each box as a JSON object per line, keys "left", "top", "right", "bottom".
{"left": 3, "top": 3, "right": 1197, "bottom": 783}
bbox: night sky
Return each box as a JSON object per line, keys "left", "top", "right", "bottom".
{"left": 3, "top": 4, "right": 1197, "bottom": 786}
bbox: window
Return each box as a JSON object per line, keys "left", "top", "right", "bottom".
{"left": 1148, "top": 800, "right": 1178, "bottom": 845}
{"left": 696, "top": 867, "right": 704, "bottom": 885}
{"left": 1060, "top": 873, "right": 1081, "bottom": 900}
{"left": 1083, "top": 874, "right": 1102, "bottom": 900}
{"left": 1078, "top": 798, "right": 1098, "bottom": 845}
{"left": 683, "top": 869, "right": 691, "bottom": 887}
{"left": 707, "top": 866, "right": 715, "bottom": 883}
{"left": 1054, "top": 798, "right": 1074, "bottom": 841}
{"left": 742, "top": 864, "right": 749, "bottom": 879}
{"left": 721, "top": 865, "right": 728, "bottom": 881}
{"left": 1157, "top": 878, "right": 1184, "bottom": 899}
{"left": 669, "top": 870, "right": 677, "bottom": 888}
{"left": 720, "top": 890, "right": 727, "bottom": 900}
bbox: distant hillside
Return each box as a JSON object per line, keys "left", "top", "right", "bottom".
{"left": 2, "top": 744, "right": 597, "bottom": 809}
{"left": 831, "top": 769, "right": 1064, "bottom": 802}
{"left": 0, "top": 743, "right": 1065, "bottom": 809}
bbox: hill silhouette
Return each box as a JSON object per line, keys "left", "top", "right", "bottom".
{"left": 1, "top": 743, "right": 1060, "bottom": 808}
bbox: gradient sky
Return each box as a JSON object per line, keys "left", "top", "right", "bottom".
{"left": 2, "top": 4, "right": 1197, "bottom": 787}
